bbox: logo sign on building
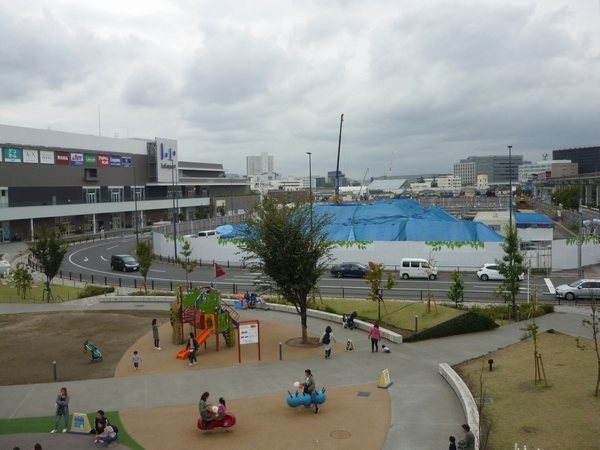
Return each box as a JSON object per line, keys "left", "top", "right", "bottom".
{"left": 156, "top": 138, "right": 178, "bottom": 183}
{"left": 71, "top": 153, "right": 84, "bottom": 166}
{"left": 23, "top": 149, "right": 39, "bottom": 163}
{"left": 55, "top": 151, "right": 70, "bottom": 165}
{"left": 97, "top": 154, "right": 110, "bottom": 167}
{"left": 40, "top": 151, "right": 54, "bottom": 164}
{"left": 3, "top": 147, "right": 22, "bottom": 162}
{"left": 121, "top": 156, "right": 132, "bottom": 167}
{"left": 84, "top": 154, "right": 97, "bottom": 166}
{"left": 109, "top": 155, "right": 121, "bottom": 167}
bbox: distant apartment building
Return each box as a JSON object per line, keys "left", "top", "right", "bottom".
{"left": 518, "top": 160, "right": 578, "bottom": 183}
{"left": 457, "top": 155, "right": 523, "bottom": 185}
{"left": 552, "top": 146, "right": 600, "bottom": 175}
{"left": 433, "top": 175, "right": 461, "bottom": 193}
{"left": 477, "top": 174, "right": 489, "bottom": 191}
{"left": 453, "top": 161, "right": 476, "bottom": 186}
{"left": 246, "top": 152, "right": 274, "bottom": 176}
{"left": 327, "top": 170, "right": 349, "bottom": 187}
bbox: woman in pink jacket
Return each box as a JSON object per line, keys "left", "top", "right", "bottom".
{"left": 367, "top": 324, "right": 382, "bottom": 352}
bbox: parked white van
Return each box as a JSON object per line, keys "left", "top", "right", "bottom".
{"left": 197, "top": 230, "right": 218, "bottom": 237}
{"left": 400, "top": 258, "right": 438, "bottom": 280}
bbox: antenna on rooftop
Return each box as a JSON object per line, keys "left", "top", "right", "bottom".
{"left": 542, "top": 153, "right": 548, "bottom": 161}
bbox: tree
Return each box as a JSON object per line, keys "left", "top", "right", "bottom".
{"left": 430, "top": 177, "right": 438, "bottom": 188}
{"left": 364, "top": 262, "right": 398, "bottom": 321}
{"left": 576, "top": 289, "right": 600, "bottom": 396}
{"left": 178, "top": 239, "right": 198, "bottom": 290}
{"left": 236, "top": 198, "right": 336, "bottom": 343}
{"left": 12, "top": 262, "right": 33, "bottom": 299}
{"left": 550, "top": 186, "right": 579, "bottom": 210}
{"left": 417, "top": 176, "right": 425, "bottom": 183}
{"left": 136, "top": 240, "right": 154, "bottom": 293}
{"left": 217, "top": 205, "right": 227, "bottom": 217}
{"left": 194, "top": 207, "right": 209, "bottom": 220}
{"left": 495, "top": 225, "right": 526, "bottom": 320}
{"left": 446, "top": 270, "right": 464, "bottom": 307}
{"left": 28, "top": 225, "right": 69, "bottom": 302}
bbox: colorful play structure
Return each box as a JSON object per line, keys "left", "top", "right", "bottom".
{"left": 286, "top": 386, "right": 327, "bottom": 411}
{"left": 173, "top": 286, "right": 240, "bottom": 360}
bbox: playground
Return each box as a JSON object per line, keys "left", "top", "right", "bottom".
{"left": 0, "top": 289, "right": 392, "bottom": 450}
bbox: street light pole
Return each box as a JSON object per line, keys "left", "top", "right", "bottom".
{"left": 170, "top": 157, "right": 177, "bottom": 260}
{"left": 133, "top": 166, "right": 139, "bottom": 243}
{"left": 307, "top": 152, "right": 313, "bottom": 228}
{"left": 508, "top": 145, "right": 512, "bottom": 229}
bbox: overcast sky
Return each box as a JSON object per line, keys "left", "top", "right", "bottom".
{"left": 1, "top": 0, "right": 599, "bottom": 180}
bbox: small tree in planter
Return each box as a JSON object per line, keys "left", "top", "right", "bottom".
{"left": 364, "top": 262, "right": 398, "bottom": 322}
{"left": 446, "top": 270, "right": 464, "bottom": 307}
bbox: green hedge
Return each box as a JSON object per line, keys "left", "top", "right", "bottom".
{"left": 77, "top": 286, "right": 115, "bottom": 298}
{"left": 403, "top": 311, "right": 498, "bottom": 343}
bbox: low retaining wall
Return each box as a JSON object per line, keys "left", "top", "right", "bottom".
{"left": 438, "top": 362, "right": 479, "bottom": 450}
{"left": 99, "top": 296, "right": 403, "bottom": 343}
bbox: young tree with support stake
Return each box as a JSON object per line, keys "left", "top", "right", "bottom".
{"left": 495, "top": 225, "right": 526, "bottom": 321}
{"left": 28, "top": 225, "right": 68, "bottom": 303}
{"left": 136, "top": 240, "right": 153, "bottom": 294}
{"left": 236, "top": 198, "right": 336, "bottom": 344}
{"left": 364, "top": 262, "right": 397, "bottom": 321}
{"left": 178, "top": 239, "right": 198, "bottom": 291}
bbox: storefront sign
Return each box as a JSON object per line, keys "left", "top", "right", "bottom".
{"left": 3, "top": 147, "right": 22, "bottom": 162}
{"left": 84, "top": 154, "right": 97, "bottom": 166}
{"left": 109, "top": 155, "right": 121, "bottom": 167}
{"left": 71, "top": 153, "right": 84, "bottom": 166}
{"left": 55, "top": 151, "right": 70, "bottom": 165}
{"left": 40, "top": 151, "right": 54, "bottom": 164}
{"left": 121, "top": 156, "right": 132, "bottom": 167}
{"left": 97, "top": 154, "right": 110, "bottom": 167}
{"left": 23, "top": 149, "right": 39, "bottom": 163}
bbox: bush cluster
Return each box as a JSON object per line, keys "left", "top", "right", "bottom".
{"left": 77, "top": 286, "right": 115, "bottom": 299}
{"left": 403, "top": 311, "right": 498, "bottom": 343}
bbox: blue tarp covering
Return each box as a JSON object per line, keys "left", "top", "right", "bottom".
{"left": 218, "top": 199, "right": 503, "bottom": 242}
{"left": 514, "top": 212, "right": 554, "bottom": 229}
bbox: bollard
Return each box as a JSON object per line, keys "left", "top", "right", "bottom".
{"left": 415, "top": 315, "right": 418, "bottom": 332}
{"left": 53, "top": 361, "right": 57, "bottom": 381}
{"left": 279, "top": 342, "right": 282, "bottom": 360}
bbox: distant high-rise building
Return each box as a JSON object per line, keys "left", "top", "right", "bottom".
{"left": 454, "top": 161, "right": 476, "bottom": 186}
{"left": 552, "top": 146, "right": 600, "bottom": 175}
{"left": 456, "top": 155, "right": 523, "bottom": 185}
{"left": 246, "top": 152, "right": 274, "bottom": 176}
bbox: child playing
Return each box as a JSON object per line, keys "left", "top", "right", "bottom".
{"left": 132, "top": 351, "right": 142, "bottom": 370}
{"left": 382, "top": 344, "right": 391, "bottom": 353}
{"left": 342, "top": 314, "right": 348, "bottom": 328}
{"left": 217, "top": 397, "right": 227, "bottom": 420}
{"left": 449, "top": 435, "right": 457, "bottom": 450}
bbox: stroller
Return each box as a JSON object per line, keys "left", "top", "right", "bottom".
{"left": 346, "top": 311, "right": 358, "bottom": 330}
{"left": 84, "top": 340, "right": 103, "bottom": 363}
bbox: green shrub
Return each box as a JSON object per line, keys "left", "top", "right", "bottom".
{"left": 77, "top": 286, "right": 115, "bottom": 299}
{"left": 324, "top": 305, "right": 336, "bottom": 314}
{"left": 403, "top": 311, "right": 498, "bottom": 343}
{"left": 128, "top": 290, "right": 175, "bottom": 297}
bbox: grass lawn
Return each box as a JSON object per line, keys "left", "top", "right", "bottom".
{"left": 454, "top": 331, "right": 600, "bottom": 450}
{"left": 0, "top": 412, "right": 143, "bottom": 449}
{"left": 0, "top": 282, "right": 83, "bottom": 304}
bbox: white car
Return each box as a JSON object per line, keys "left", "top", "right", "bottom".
{"left": 555, "top": 279, "right": 600, "bottom": 300}
{"left": 476, "top": 263, "right": 524, "bottom": 281}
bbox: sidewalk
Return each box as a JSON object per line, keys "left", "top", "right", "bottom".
{"left": 0, "top": 297, "right": 595, "bottom": 450}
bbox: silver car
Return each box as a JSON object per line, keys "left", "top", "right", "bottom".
{"left": 555, "top": 279, "right": 600, "bottom": 300}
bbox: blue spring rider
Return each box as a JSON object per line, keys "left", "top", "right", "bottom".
{"left": 286, "top": 388, "right": 326, "bottom": 411}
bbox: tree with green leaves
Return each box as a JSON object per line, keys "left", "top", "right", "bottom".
{"left": 364, "top": 262, "right": 398, "bottom": 321}
{"left": 217, "top": 205, "right": 227, "bottom": 217}
{"left": 194, "top": 207, "right": 209, "bottom": 220}
{"left": 12, "top": 262, "right": 33, "bottom": 299}
{"left": 551, "top": 186, "right": 579, "bottom": 210}
{"left": 28, "top": 225, "right": 69, "bottom": 303}
{"left": 576, "top": 289, "right": 599, "bottom": 396}
{"left": 495, "top": 225, "right": 526, "bottom": 321}
{"left": 236, "top": 198, "right": 336, "bottom": 343}
{"left": 136, "top": 240, "right": 154, "bottom": 293}
{"left": 446, "top": 270, "right": 464, "bottom": 307}
{"left": 178, "top": 239, "right": 198, "bottom": 290}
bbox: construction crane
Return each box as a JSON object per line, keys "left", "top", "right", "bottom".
{"left": 356, "top": 168, "right": 369, "bottom": 201}
{"left": 332, "top": 114, "right": 344, "bottom": 204}
{"left": 386, "top": 151, "right": 394, "bottom": 178}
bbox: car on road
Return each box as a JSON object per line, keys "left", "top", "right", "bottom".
{"left": 330, "top": 262, "right": 371, "bottom": 278}
{"left": 110, "top": 254, "right": 140, "bottom": 272}
{"left": 555, "top": 279, "right": 600, "bottom": 300}
{"left": 476, "top": 263, "right": 524, "bottom": 281}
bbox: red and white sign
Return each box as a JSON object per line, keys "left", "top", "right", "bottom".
{"left": 97, "top": 154, "right": 110, "bottom": 167}
{"left": 55, "top": 151, "right": 70, "bottom": 165}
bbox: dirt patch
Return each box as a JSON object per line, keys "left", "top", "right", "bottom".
{"left": 0, "top": 310, "right": 169, "bottom": 386}
{"left": 285, "top": 337, "right": 321, "bottom": 348}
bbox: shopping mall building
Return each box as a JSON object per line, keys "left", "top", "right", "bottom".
{"left": 0, "top": 124, "right": 247, "bottom": 242}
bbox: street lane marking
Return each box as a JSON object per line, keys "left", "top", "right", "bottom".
{"left": 101, "top": 256, "right": 107, "bottom": 261}
{"left": 106, "top": 245, "right": 118, "bottom": 250}
{"left": 84, "top": 257, "right": 88, "bottom": 262}
{"left": 150, "top": 269, "right": 166, "bottom": 273}
{"left": 544, "top": 278, "right": 555, "bottom": 294}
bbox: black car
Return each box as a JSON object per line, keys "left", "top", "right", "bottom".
{"left": 110, "top": 254, "right": 140, "bottom": 272}
{"left": 330, "top": 262, "right": 370, "bottom": 278}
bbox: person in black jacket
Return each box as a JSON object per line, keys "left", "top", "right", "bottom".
{"left": 186, "top": 332, "right": 199, "bottom": 366}
{"left": 90, "top": 410, "right": 109, "bottom": 437}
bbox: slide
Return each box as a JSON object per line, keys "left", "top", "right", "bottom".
{"left": 176, "top": 328, "right": 212, "bottom": 360}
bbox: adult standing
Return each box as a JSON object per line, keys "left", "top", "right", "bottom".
{"left": 303, "top": 369, "right": 319, "bottom": 414}
{"left": 458, "top": 423, "right": 475, "bottom": 450}
{"left": 367, "top": 323, "right": 382, "bottom": 352}
{"left": 199, "top": 392, "right": 217, "bottom": 422}
{"left": 319, "top": 326, "right": 337, "bottom": 359}
{"left": 51, "top": 387, "right": 69, "bottom": 433}
{"left": 186, "top": 332, "right": 198, "bottom": 366}
{"left": 152, "top": 319, "right": 161, "bottom": 350}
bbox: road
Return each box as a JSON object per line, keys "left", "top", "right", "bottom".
{"left": 56, "top": 236, "right": 582, "bottom": 304}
